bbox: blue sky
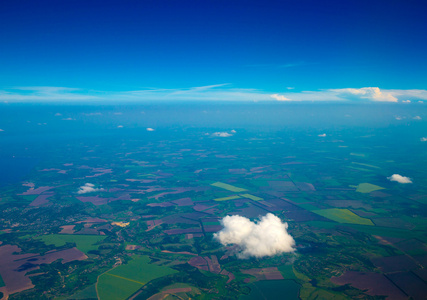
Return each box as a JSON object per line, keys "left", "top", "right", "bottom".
{"left": 1, "top": 0, "right": 426, "bottom": 102}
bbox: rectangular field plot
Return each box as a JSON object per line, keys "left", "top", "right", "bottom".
{"left": 312, "top": 208, "right": 374, "bottom": 225}
{"left": 214, "top": 195, "right": 241, "bottom": 201}
{"left": 97, "top": 255, "right": 177, "bottom": 300}
{"left": 239, "top": 194, "right": 263, "bottom": 201}
{"left": 211, "top": 182, "right": 247, "bottom": 192}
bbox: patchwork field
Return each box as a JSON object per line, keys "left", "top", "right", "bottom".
{"left": 97, "top": 255, "right": 177, "bottom": 300}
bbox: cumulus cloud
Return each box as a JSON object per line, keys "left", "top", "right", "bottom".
{"left": 214, "top": 213, "right": 296, "bottom": 258}
{"left": 117, "top": 125, "right": 124, "bottom": 128}
{"left": 77, "top": 183, "right": 104, "bottom": 194}
{"left": 331, "top": 87, "right": 398, "bottom": 102}
{"left": 270, "top": 94, "right": 291, "bottom": 101}
{"left": 212, "top": 132, "right": 233, "bottom": 137}
{"left": 387, "top": 174, "right": 412, "bottom": 184}
{"left": 402, "top": 100, "right": 411, "bottom": 103}
{"left": 421, "top": 137, "right": 427, "bottom": 142}
{"left": 318, "top": 133, "right": 326, "bottom": 137}
{"left": 0, "top": 129, "right": 4, "bottom": 132}
{"left": 146, "top": 128, "right": 155, "bottom": 131}
{"left": 413, "top": 116, "right": 422, "bottom": 120}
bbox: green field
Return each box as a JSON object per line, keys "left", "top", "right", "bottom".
{"left": 211, "top": 182, "right": 247, "bottom": 192}
{"left": 97, "top": 255, "right": 178, "bottom": 300}
{"left": 214, "top": 195, "right": 241, "bottom": 201}
{"left": 239, "top": 193, "right": 263, "bottom": 201}
{"left": 67, "top": 284, "right": 97, "bottom": 299}
{"left": 355, "top": 183, "right": 385, "bottom": 193}
{"left": 312, "top": 208, "right": 374, "bottom": 225}
{"left": 38, "top": 234, "right": 106, "bottom": 254}
{"left": 240, "top": 280, "right": 300, "bottom": 300}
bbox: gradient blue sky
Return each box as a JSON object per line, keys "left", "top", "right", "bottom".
{"left": 1, "top": 0, "right": 426, "bottom": 102}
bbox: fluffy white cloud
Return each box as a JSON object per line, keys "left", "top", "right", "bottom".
{"left": 146, "top": 128, "right": 155, "bottom": 131}
{"left": 77, "top": 183, "right": 104, "bottom": 194}
{"left": 214, "top": 213, "right": 296, "bottom": 258}
{"left": 420, "top": 137, "right": 427, "bottom": 142}
{"left": 413, "top": 116, "right": 422, "bottom": 120}
{"left": 212, "top": 132, "right": 233, "bottom": 137}
{"left": 387, "top": 174, "right": 412, "bottom": 184}
{"left": 330, "top": 87, "right": 398, "bottom": 102}
{"left": 270, "top": 94, "right": 291, "bottom": 101}
{"left": 318, "top": 133, "right": 326, "bottom": 137}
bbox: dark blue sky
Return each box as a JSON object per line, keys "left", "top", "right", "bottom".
{"left": 1, "top": 0, "right": 426, "bottom": 102}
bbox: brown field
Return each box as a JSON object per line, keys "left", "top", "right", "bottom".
{"left": 387, "top": 271, "right": 427, "bottom": 299}
{"left": 76, "top": 194, "right": 131, "bottom": 205}
{"left": 371, "top": 255, "right": 419, "bottom": 273}
{"left": 29, "top": 193, "right": 54, "bottom": 206}
{"left": 188, "top": 256, "right": 209, "bottom": 271}
{"left": 0, "top": 245, "right": 87, "bottom": 296}
{"left": 59, "top": 225, "right": 76, "bottom": 234}
{"left": 20, "top": 186, "right": 55, "bottom": 195}
{"left": 220, "top": 269, "right": 235, "bottom": 283}
{"left": 241, "top": 267, "right": 284, "bottom": 281}
{"left": 331, "top": 271, "right": 407, "bottom": 300}
{"left": 171, "top": 197, "right": 193, "bottom": 206}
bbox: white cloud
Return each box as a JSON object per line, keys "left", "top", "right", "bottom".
{"left": 420, "top": 137, "right": 427, "bottom": 142}
{"left": 212, "top": 132, "right": 233, "bottom": 137}
{"left": 146, "top": 128, "right": 155, "bottom": 131}
{"left": 230, "top": 129, "right": 237, "bottom": 133}
{"left": 413, "top": 116, "right": 422, "bottom": 120}
{"left": 270, "top": 94, "right": 291, "bottom": 101}
{"left": 77, "top": 183, "right": 104, "bottom": 194}
{"left": 2, "top": 86, "right": 427, "bottom": 103}
{"left": 0, "top": 129, "right": 4, "bottom": 132}
{"left": 214, "top": 214, "right": 295, "bottom": 258}
{"left": 402, "top": 100, "right": 411, "bottom": 103}
{"left": 62, "top": 117, "right": 75, "bottom": 121}
{"left": 54, "top": 113, "right": 62, "bottom": 116}
{"left": 330, "top": 87, "right": 398, "bottom": 102}
{"left": 395, "top": 116, "right": 403, "bottom": 120}
{"left": 117, "top": 125, "right": 124, "bottom": 128}
{"left": 318, "top": 133, "right": 326, "bottom": 137}
{"left": 387, "top": 174, "right": 412, "bottom": 184}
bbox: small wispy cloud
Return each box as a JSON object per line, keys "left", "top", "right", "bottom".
{"left": 270, "top": 94, "right": 291, "bottom": 101}
{"left": 77, "top": 183, "right": 104, "bottom": 194}
{"left": 212, "top": 131, "right": 233, "bottom": 137}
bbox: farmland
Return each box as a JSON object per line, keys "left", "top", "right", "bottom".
{"left": 0, "top": 103, "right": 427, "bottom": 299}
